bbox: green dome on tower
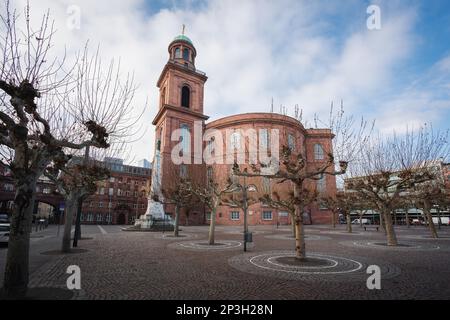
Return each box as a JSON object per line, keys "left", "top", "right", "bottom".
{"left": 173, "top": 34, "right": 193, "bottom": 45}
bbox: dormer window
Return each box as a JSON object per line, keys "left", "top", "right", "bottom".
{"left": 181, "top": 86, "right": 190, "bottom": 108}
{"left": 183, "top": 48, "right": 189, "bottom": 61}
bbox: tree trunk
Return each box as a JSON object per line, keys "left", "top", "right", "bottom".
{"left": 208, "top": 207, "right": 217, "bottom": 245}
{"left": 62, "top": 193, "right": 78, "bottom": 253}
{"left": 174, "top": 205, "right": 180, "bottom": 237}
{"left": 383, "top": 208, "right": 398, "bottom": 246}
{"left": 379, "top": 211, "right": 386, "bottom": 232}
{"left": 405, "top": 207, "right": 410, "bottom": 228}
{"left": 291, "top": 215, "right": 296, "bottom": 237}
{"left": 3, "top": 178, "right": 37, "bottom": 299}
{"left": 346, "top": 213, "right": 352, "bottom": 233}
{"left": 437, "top": 208, "right": 441, "bottom": 230}
{"left": 332, "top": 210, "right": 336, "bottom": 228}
{"left": 359, "top": 212, "right": 363, "bottom": 227}
{"left": 293, "top": 185, "right": 306, "bottom": 260}
{"left": 423, "top": 200, "right": 438, "bottom": 238}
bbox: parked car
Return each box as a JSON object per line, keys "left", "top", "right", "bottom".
{"left": 0, "top": 223, "right": 10, "bottom": 244}
{"left": 352, "top": 218, "right": 371, "bottom": 225}
{"left": 0, "top": 213, "right": 9, "bottom": 223}
{"left": 412, "top": 219, "right": 425, "bottom": 225}
{"left": 432, "top": 217, "right": 450, "bottom": 226}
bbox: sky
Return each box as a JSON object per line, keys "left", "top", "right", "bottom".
{"left": 6, "top": 0, "right": 450, "bottom": 165}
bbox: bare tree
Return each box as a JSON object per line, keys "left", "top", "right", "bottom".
{"left": 233, "top": 146, "right": 347, "bottom": 260}
{"left": 188, "top": 166, "right": 234, "bottom": 245}
{"left": 345, "top": 125, "right": 449, "bottom": 246}
{"left": 0, "top": 3, "right": 139, "bottom": 297}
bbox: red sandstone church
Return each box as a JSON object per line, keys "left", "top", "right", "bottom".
{"left": 152, "top": 32, "right": 337, "bottom": 226}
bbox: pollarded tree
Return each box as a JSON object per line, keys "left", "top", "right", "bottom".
{"left": 0, "top": 3, "right": 137, "bottom": 298}
{"left": 345, "top": 125, "right": 449, "bottom": 246}
{"left": 260, "top": 187, "right": 318, "bottom": 256}
{"left": 161, "top": 165, "right": 195, "bottom": 237}
{"left": 187, "top": 166, "right": 235, "bottom": 245}
{"left": 233, "top": 146, "right": 347, "bottom": 260}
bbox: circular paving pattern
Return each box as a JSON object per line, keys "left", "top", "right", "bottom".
{"left": 400, "top": 234, "right": 450, "bottom": 241}
{"left": 264, "top": 234, "right": 331, "bottom": 241}
{"left": 228, "top": 250, "right": 401, "bottom": 282}
{"left": 153, "top": 233, "right": 201, "bottom": 240}
{"left": 168, "top": 240, "right": 248, "bottom": 251}
{"left": 339, "top": 240, "right": 442, "bottom": 251}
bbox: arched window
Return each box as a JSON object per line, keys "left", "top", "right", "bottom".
{"left": 181, "top": 86, "right": 190, "bottom": 108}
{"left": 175, "top": 47, "right": 181, "bottom": 58}
{"left": 183, "top": 48, "right": 190, "bottom": 60}
{"left": 314, "top": 143, "right": 324, "bottom": 160}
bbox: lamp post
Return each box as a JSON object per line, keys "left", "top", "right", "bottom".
{"left": 231, "top": 176, "right": 257, "bottom": 252}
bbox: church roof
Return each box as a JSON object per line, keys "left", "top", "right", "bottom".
{"left": 172, "top": 34, "right": 193, "bottom": 45}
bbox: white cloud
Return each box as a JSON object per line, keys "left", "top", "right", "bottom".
{"left": 5, "top": 0, "right": 449, "bottom": 164}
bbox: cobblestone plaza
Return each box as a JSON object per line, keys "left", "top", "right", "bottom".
{"left": 1, "top": 224, "right": 449, "bottom": 300}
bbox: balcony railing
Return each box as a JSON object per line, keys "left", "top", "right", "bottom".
{"left": 169, "top": 59, "right": 206, "bottom": 76}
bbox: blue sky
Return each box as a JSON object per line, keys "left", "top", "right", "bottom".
{"left": 9, "top": 0, "right": 450, "bottom": 162}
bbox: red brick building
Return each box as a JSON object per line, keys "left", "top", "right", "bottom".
{"left": 151, "top": 33, "right": 337, "bottom": 226}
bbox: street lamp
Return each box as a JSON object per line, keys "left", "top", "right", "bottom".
{"left": 231, "top": 176, "right": 257, "bottom": 252}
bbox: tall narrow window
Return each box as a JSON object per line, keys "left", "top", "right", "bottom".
{"left": 230, "top": 131, "right": 241, "bottom": 149}
{"left": 314, "top": 144, "right": 324, "bottom": 160}
{"left": 181, "top": 86, "right": 190, "bottom": 108}
{"left": 316, "top": 174, "right": 326, "bottom": 193}
{"left": 180, "top": 124, "right": 190, "bottom": 154}
{"left": 180, "top": 164, "right": 187, "bottom": 178}
{"left": 288, "top": 134, "right": 295, "bottom": 151}
{"left": 260, "top": 129, "right": 269, "bottom": 149}
{"left": 175, "top": 47, "right": 181, "bottom": 58}
{"left": 183, "top": 48, "right": 189, "bottom": 60}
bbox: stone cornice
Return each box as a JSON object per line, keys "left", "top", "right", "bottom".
{"left": 152, "top": 104, "right": 209, "bottom": 126}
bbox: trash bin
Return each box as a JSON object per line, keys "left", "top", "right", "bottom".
{"left": 244, "top": 232, "right": 253, "bottom": 243}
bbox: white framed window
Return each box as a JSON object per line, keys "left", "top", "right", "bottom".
{"left": 4, "top": 183, "right": 14, "bottom": 191}
{"left": 43, "top": 188, "right": 51, "bottom": 194}
{"left": 260, "top": 129, "right": 269, "bottom": 149}
{"left": 96, "top": 214, "right": 102, "bottom": 222}
{"left": 133, "top": 204, "right": 138, "bottom": 209}
{"left": 109, "top": 188, "right": 114, "bottom": 196}
{"left": 87, "top": 213, "right": 94, "bottom": 222}
{"left": 231, "top": 211, "right": 240, "bottom": 220}
{"left": 105, "top": 213, "right": 112, "bottom": 223}
{"left": 99, "top": 202, "right": 103, "bottom": 208}
{"left": 99, "top": 187, "right": 105, "bottom": 195}
{"left": 230, "top": 131, "right": 241, "bottom": 149}
{"left": 108, "top": 202, "right": 113, "bottom": 208}
{"left": 141, "top": 204, "right": 145, "bottom": 209}
{"left": 262, "top": 211, "right": 273, "bottom": 220}
{"left": 109, "top": 177, "right": 115, "bottom": 183}
{"left": 314, "top": 144, "right": 324, "bottom": 160}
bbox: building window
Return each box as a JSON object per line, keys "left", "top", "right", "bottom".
{"left": 133, "top": 204, "right": 138, "bottom": 209}
{"left": 288, "top": 134, "right": 295, "bottom": 151}
{"left": 87, "top": 213, "right": 94, "bottom": 222}
{"left": 183, "top": 48, "right": 189, "bottom": 60}
{"left": 109, "top": 188, "right": 114, "bottom": 196}
{"left": 316, "top": 174, "right": 326, "bottom": 193}
{"left": 109, "top": 177, "right": 115, "bottom": 183}
{"left": 314, "top": 144, "right": 324, "bottom": 160}
{"left": 180, "top": 164, "right": 187, "bottom": 178}
{"left": 262, "top": 211, "right": 273, "bottom": 220}
{"left": 231, "top": 211, "right": 240, "bottom": 220}
{"left": 181, "top": 86, "right": 190, "bottom": 108}
{"left": 105, "top": 213, "right": 112, "bottom": 223}
{"left": 180, "top": 124, "right": 190, "bottom": 154}
{"left": 175, "top": 47, "right": 181, "bottom": 58}
{"left": 141, "top": 204, "right": 145, "bottom": 209}
{"left": 89, "top": 202, "right": 94, "bottom": 208}
{"left": 230, "top": 131, "right": 241, "bottom": 150}
{"left": 108, "top": 202, "right": 113, "bottom": 208}
{"left": 260, "top": 129, "right": 269, "bottom": 148}
{"left": 42, "top": 188, "right": 51, "bottom": 194}
{"left": 99, "top": 187, "right": 105, "bottom": 195}
{"left": 134, "top": 191, "right": 138, "bottom": 197}
{"left": 278, "top": 211, "right": 289, "bottom": 217}
{"left": 262, "top": 177, "right": 270, "bottom": 194}
{"left": 96, "top": 214, "right": 103, "bottom": 222}
{"left": 3, "top": 183, "right": 14, "bottom": 191}
{"left": 99, "top": 202, "right": 104, "bottom": 208}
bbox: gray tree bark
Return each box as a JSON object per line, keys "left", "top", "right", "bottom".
{"left": 383, "top": 209, "right": 398, "bottom": 246}
{"left": 208, "top": 207, "right": 217, "bottom": 245}
{"left": 3, "top": 178, "right": 37, "bottom": 298}
{"left": 174, "top": 205, "right": 180, "bottom": 237}
{"left": 423, "top": 200, "right": 438, "bottom": 238}
{"left": 62, "top": 193, "right": 78, "bottom": 253}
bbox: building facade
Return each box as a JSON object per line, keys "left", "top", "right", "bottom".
{"left": 151, "top": 33, "right": 337, "bottom": 226}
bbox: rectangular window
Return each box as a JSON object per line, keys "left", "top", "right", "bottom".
{"left": 316, "top": 174, "right": 326, "bottom": 193}
{"left": 99, "top": 187, "right": 105, "bottom": 195}
{"left": 260, "top": 129, "right": 269, "bottom": 149}
{"left": 97, "top": 214, "right": 103, "bottom": 222}
{"left": 278, "top": 211, "right": 289, "bottom": 217}
{"left": 108, "top": 202, "right": 113, "bottom": 208}
{"left": 99, "top": 202, "right": 103, "bottom": 208}
{"left": 262, "top": 211, "right": 273, "bottom": 220}
{"left": 314, "top": 144, "right": 325, "bottom": 160}
{"left": 43, "top": 188, "right": 51, "bottom": 194}
{"left": 231, "top": 211, "right": 240, "bottom": 220}
{"left": 109, "top": 188, "right": 114, "bottom": 196}
{"left": 3, "top": 183, "right": 14, "bottom": 191}
{"left": 133, "top": 204, "right": 138, "bottom": 209}
{"left": 181, "top": 124, "right": 190, "bottom": 153}
{"left": 288, "top": 134, "right": 295, "bottom": 151}
{"left": 141, "top": 204, "right": 145, "bottom": 209}
{"left": 230, "top": 131, "right": 241, "bottom": 149}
